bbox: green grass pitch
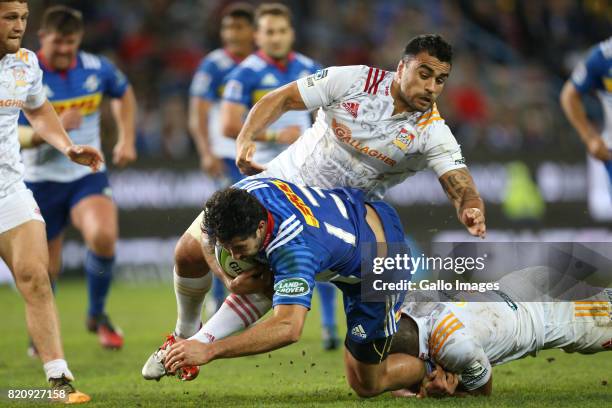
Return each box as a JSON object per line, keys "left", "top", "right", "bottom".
{"left": 0, "top": 280, "right": 610, "bottom": 407}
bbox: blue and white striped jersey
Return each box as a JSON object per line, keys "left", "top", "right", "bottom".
{"left": 19, "top": 51, "right": 129, "bottom": 182}
{"left": 234, "top": 177, "right": 369, "bottom": 309}
{"left": 223, "top": 51, "right": 320, "bottom": 164}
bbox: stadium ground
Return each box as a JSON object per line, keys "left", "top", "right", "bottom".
{"left": 1, "top": 280, "right": 609, "bottom": 407}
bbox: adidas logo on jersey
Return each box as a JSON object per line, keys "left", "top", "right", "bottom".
{"left": 351, "top": 324, "right": 367, "bottom": 339}
{"left": 261, "top": 73, "right": 279, "bottom": 86}
{"left": 342, "top": 102, "right": 359, "bottom": 118}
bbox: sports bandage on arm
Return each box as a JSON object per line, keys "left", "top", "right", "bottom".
{"left": 18, "top": 126, "right": 36, "bottom": 149}
{"left": 423, "top": 123, "right": 467, "bottom": 176}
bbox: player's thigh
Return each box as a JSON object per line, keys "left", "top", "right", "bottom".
{"left": 0, "top": 220, "right": 48, "bottom": 280}
{"left": 175, "top": 211, "right": 209, "bottom": 277}
{"left": 0, "top": 188, "right": 48, "bottom": 274}
{"left": 343, "top": 346, "right": 392, "bottom": 397}
{"left": 70, "top": 194, "right": 118, "bottom": 246}
{"left": 339, "top": 283, "right": 401, "bottom": 362}
{"left": 26, "top": 179, "right": 71, "bottom": 242}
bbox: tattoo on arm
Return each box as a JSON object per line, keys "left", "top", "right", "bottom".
{"left": 439, "top": 168, "right": 482, "bottom": 209}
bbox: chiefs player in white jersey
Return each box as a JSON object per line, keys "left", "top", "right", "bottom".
{"left": 144, "top": 35, "right": 485, "bottom": 396}
{"left": 0, "top": 0, "right": 101, "bottom": 403}
{"left": 391, "top": 267, "right": 612, "bottom": 397}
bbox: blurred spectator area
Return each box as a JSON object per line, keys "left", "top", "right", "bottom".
{"left": 22, "top": 0, "right": 611, "bottom": 162}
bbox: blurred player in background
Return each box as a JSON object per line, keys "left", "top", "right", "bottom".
{"left": 188, "top": 3, "right": 255, "bottom": 317}
{"left": 561, "top": 37, "right": 612, "bottom": 219}
{"left": 221, "top": 2, "right": 339, "bottom": 349}
{"left": 189, "top": 3, "right": 254, "bottom": 187}
{"left": 177, "top": 2, "right": 340, "bottom": 351}
{"left": 0, "top": 0, "right": 102, "bottom": 402}
{"left": 19, "top": 5, "right": 137, "bottom": 350}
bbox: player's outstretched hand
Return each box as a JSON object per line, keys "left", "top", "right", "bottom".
{"left": 165, "top": 340, "right": 212, "bottom": 372}
{"left": 418, "top": 364, "right": 459, "bottom": 398}
{"left": 585, "top": 137, "right": 612, "bottom": 161}
{"left": 236, "top": 140, "right": 266, "bottom": 176}
{"left": 461, "top": 207, "right": 486, "bottom": 239}
{"left": 64, "top": 145, "right": 104, "bottom": 172}
{"left": 229, "top": 266, "right": 273, "bottom": 296}
{"left": 112, "top": 141, "right": 137, "bottom": 167}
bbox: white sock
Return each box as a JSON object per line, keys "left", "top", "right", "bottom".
{"left": 189, "top": 293, "right": 272, "bottom": 343}
{"left": 43, "top": 359, "right": 74, "bottom": 381}
{"left": 174, "top": 268, "right": 212, "bottom": 338}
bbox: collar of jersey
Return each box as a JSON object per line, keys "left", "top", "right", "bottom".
{"left": 261, "top": 210, "right": 275, "bottom": 249}
{"left": 255, "top": 50, "right": 295, "bottom": 72}
{"left": 223, "top": 48, "right": 247, "bottom": 64}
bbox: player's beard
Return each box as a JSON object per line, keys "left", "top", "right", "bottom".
{"left": 51, "top": 54, "right": 75, "bottom": 71}
{"left": 3, "top": 37, "right": 22, "bottom": 54}
{"left": 400, "top": 93, "right": 430, "bottom": 113}
{"left": 412, "top": 94, "right": 434, "bottom": 112}
{"left": 264, "top": 44, "right": 291, "bottom": 61}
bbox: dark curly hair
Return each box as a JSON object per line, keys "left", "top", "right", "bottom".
{"left": 201, "top": 188, "right": 267, "bottom": 245}
{"left": 403, "top": 34, "right": 453, "bottom": 64}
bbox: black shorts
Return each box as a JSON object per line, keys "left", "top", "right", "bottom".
{"left": 345, "top": 334, "right": 395, "bottom": 364}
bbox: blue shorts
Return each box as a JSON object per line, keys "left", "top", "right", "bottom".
{"left": 332, "top": 198, "right": 406, "bottom": 363}
{"left": 26, "top": 172, "right": 112, "bottom": 240}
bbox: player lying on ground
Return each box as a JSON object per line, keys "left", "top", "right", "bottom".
{"left": 388, "top": 269, "right": 612, "bottom": 397}
{"left": 150, "top": 178, "right": 428, "bottom": 397}
{"left": 0, "top": 0, "right": 102, "bottom": 402}
{"left": 148, "top": 34, "right": 486, "bottom": 374}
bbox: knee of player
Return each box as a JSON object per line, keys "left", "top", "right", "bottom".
{"left": 174, "top": 233, "right": 206, "bottom": 269}
{"left": 13, "top": 262, "right": 51, "bottom": 293}
{"left": 347, "top": 377, "right": 382, "bottom": 398}
{"left": 87, "top": 228, "right": 117, "bottom": 256}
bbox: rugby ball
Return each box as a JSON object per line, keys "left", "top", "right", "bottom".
{"left": 214, "top": 245, "right": 257, "bottom": 278}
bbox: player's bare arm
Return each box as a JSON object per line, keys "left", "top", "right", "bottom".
{"left": 438, "top": 168, "right": 486, "bottom": 238}
{"left": 458, "top": 376, "right": 493, "bottom": 397}
{"left": 23, "top": 100, "right": 103, "bottom": 171}
{"left": 111, "top": 85, "right": 137, "bottom": 167}
{"left": 199, "top": 231, "right": 234, "bottom": 289}
{"left": 19, "top": 108, "right": 83, "bottom": 149}
{"left": 165, "top": 304, "right": 307, "bottom": 370}
{"left": 235, "top": 82, "right": 306, "bottom": 175}
{"left": 222, "top": 99, "right": 301, "bottom": 144}
{"left": 220, "top": 100, "right": 247, "bottom": 139}
{"left": 189, "top": 96, "right": 225, "bottom": 176}
{"left": 560, "top": 80, "right": 611, "bottom": 161}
